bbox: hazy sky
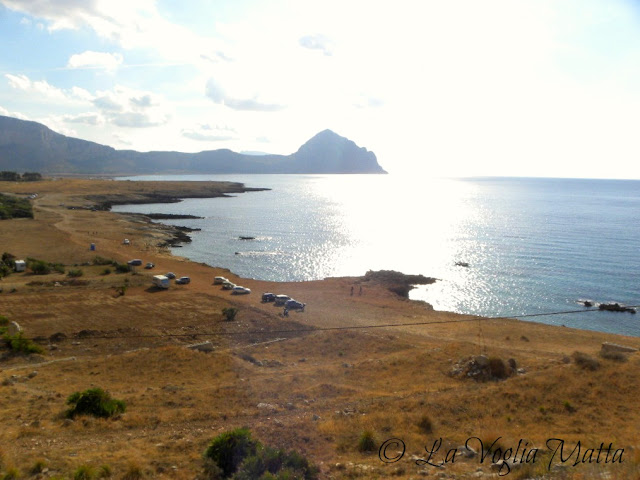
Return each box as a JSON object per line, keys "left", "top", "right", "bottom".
{"left": 1, "top": 0, "right": 639, "bottom": 178}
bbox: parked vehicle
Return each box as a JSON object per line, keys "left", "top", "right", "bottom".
{"left": 285, "top": 299, "right": 306, "bottom": 311}
{"left": 214, "top": 276, "right": 228, "bottom": 285}
{"left": 127, "top": 259, "right": 142, "bottom": 266}
{"left": 176, "top": 276, "right": 191, "bottom": 285}
{"left": 152, "top": 275, "right": 170, "bottom": 289}
{"left": 145, "top": 262, "right": 155, "bottom": 269}
{"left": 165, "top": 272, "right": 176, "bottom": 279}
{"left": 232, "top": 286, "right": 251, "bottom": 295}
{"left": 262, "top": 293, "right": 276, "bottom": 302}
{"left": 222, "top": 281, "right": 236, "bottom": 290}
{"left": 274, "top": 295, "right": 291, "bottom": 306}
{"left": 123, "top": 238, "right": 130, "bottom": 245}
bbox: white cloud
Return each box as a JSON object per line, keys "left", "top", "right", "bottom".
{"left": 92, "top": 85, "right": 170, "bottom": 128}
{"left": 182, "top": 123, "right": 237, "bottom": 142}
{"left": 63, "top": 112, "right": 103, "bottom": 125}
{"left": 67, "top": 51, "right": 123, "bottom": 71}
{"left": 205, "top": 78, "right": 285, "bottom": 112}
{"left": 5, "top": 73, "right": 67, "bottom": 99}
{"left": 299, "top": 34, "right": 333, "bottom": 56}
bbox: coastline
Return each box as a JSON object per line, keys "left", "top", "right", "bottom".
{"left": 1, "top": 178, "right": 639, "bottom": 479}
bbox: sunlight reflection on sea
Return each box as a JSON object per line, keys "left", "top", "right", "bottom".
{"left": 114, "top": 174, "right": 640, "bottom": 336}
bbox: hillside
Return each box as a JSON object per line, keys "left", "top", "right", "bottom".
{"left": 0, "top": 116, "right": 386, "bottom": 175}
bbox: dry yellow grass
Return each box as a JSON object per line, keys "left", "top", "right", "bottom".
{"left": 0, "top": 178, "right": 639, "bottom": 479}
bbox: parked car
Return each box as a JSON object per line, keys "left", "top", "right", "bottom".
{"left": 262, "top": 293, "right": 276, "bottom": 302}
{"left": 213, "top": 276, "right": 228, "bottom": 285}
{"left": 232, "top": 286, "right": 251, "bottom": 295}
{"left": 285, "top": 299, "right": 306, "bottom": 311}
{"left": 127, "top": 259, "right": 142, "bottom": 266}
{"left": 222, "top": 281, "right": 236, "bottom": 290}
{"left": 176, "top": 276, "right": 191, "bottom": 285}
{"left": 122, "top": 238, "right": 130, "bottom": 245}
{"left": 165, "top": 272, "right": 176, "bottom": 279}
{"left": 145, "top": 262, "right": 155, "bottom": 269}
{"left": 274, "top": 295, "right": 291, "bottom": 306}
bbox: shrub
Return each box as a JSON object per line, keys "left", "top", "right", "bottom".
{"left": 416, "top": 414, "right": 433, "bottom": 434}
{"left": 66, "top": 388, "right": 126, "bottom": 419}
{"left": 120, "top": 464, "right": 143, "bottom": 480}
{"left": 29, "top": 260, "right": 51, "bottom": 275}
{"left": 74, "top": 465, "right": 96, "bottom": 480}
{"left": 114, "top": 263, "right": 130, "bottom": 274}
{"left": 600, "top": 349, "right": 628, "bottom": 362}
{"left": 203, "top": 428, "right": 259, "bottom": 478}
{"left": 357, "top": 431, "right": 377, "bottom": 453}
{"left": 51, "top": 263, "right": 65, "bottom": 274}
{"left": 67, "top": 269, "right": 84, "bottom": 278}
{"left": 234, "top": 446, "right": 318, "bottom": 480}
{"left": 30, "top": 460, "right": 47, "bottom": 474}
{"left": 572, "top": 351, "right": 600, "bottom": 371}
{"left": 101, "top": 268, "right": 112, "bottom": 276}
{"left": 97, "top": 465, "right": 112, "bottom": 478}
{"left": 222, "top": 307, "right": 238, "bottom": 322}
{"left": 488, "top": 357, "right": 509, "bottom": 379}
{"left": 1, "top": 467, "right": 20, "bottom": 480}
{"left": 92, "top": 256, "right": 113, "bottom": 266}
{"left": 0, "top": 264, "right": 10, "bottom": 278}
{"left": 5, "top": 332, "right": 44, "bottom": 355}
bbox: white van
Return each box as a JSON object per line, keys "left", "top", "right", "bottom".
{"left": 152, "top": 275, "right": 170, "bottom": 289}
{"left": 214, "top": 276, "right": 228, "bottom": 285}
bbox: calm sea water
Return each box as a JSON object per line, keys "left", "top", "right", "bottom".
{"left": 113, "top": 175, "right": 640, "bottom": 337}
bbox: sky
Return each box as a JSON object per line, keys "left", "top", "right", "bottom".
{"left": 1, "top": 0, "right": 640, "bottom": 178}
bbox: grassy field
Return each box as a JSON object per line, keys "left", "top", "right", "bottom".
{"left": 0, "top": 178, "right": 639, "bottom": 479}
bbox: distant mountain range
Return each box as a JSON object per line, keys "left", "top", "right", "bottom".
{"left": 0, "top": 115, "right": 386, "bottom": 175}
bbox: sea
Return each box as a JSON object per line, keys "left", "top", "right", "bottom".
{"left": 113, "top": 175, "right": 640, "bottom": 337}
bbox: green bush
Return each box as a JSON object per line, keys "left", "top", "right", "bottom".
{"left": 100, "top": 268, "right": 112, "bottom": 275}
{"left": 97, "top": 465, "right": 112, "bottom": 478}
{"left": 74, "top": 465, "right": 96, "bottom": 480}
{"left": 203, "top": 428, "right": 259, "bottom": 478}
{"left": 0, "top": 193, "right": 33, "bottom": 219}
{"left": 29, "top": 260, "right": 51, "bottom": 275}
{"left": 222, "top": 307, "right": 238, "bottom": 322}
{"left": 51, "top": 263, "right": 65, "bottom": 274}
{"left": 66, "top": 388, "right": 126, "bottom": 419}
{"left": 234, "top": 447, "right": 318, "bottom": 480}
{"left": 30, "top": 459, "right": 47, "bottom": 475}
{"left": 114, "top": 263, "right": 130, "bottom": 274}
{"left": 92, "top": 256, "right": 113, "bottom": 266}
{"left": 0, "top": 264, "right": 11, "bottom": 278}
{"left": 5, "top": 332, "right": 44, "bottom": 355}
{"left": 357, "top": 431, "right": 377, "bottom": 453}
{"left": 67, "top": 269, "right": 84, "bottom": 278}
{"left": 1, "top": 467, "right": 20, "bottom": 480}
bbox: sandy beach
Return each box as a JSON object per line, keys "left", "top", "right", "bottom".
{"left": 0, "top": 178, "right": 639, "bottom": 479}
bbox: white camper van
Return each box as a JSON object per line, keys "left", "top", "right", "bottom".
{"left": 14, "top": 260, "right": 26, "bottom": 272}
{"left": 152, "top": 275, "right": 170, "bottom": 289}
